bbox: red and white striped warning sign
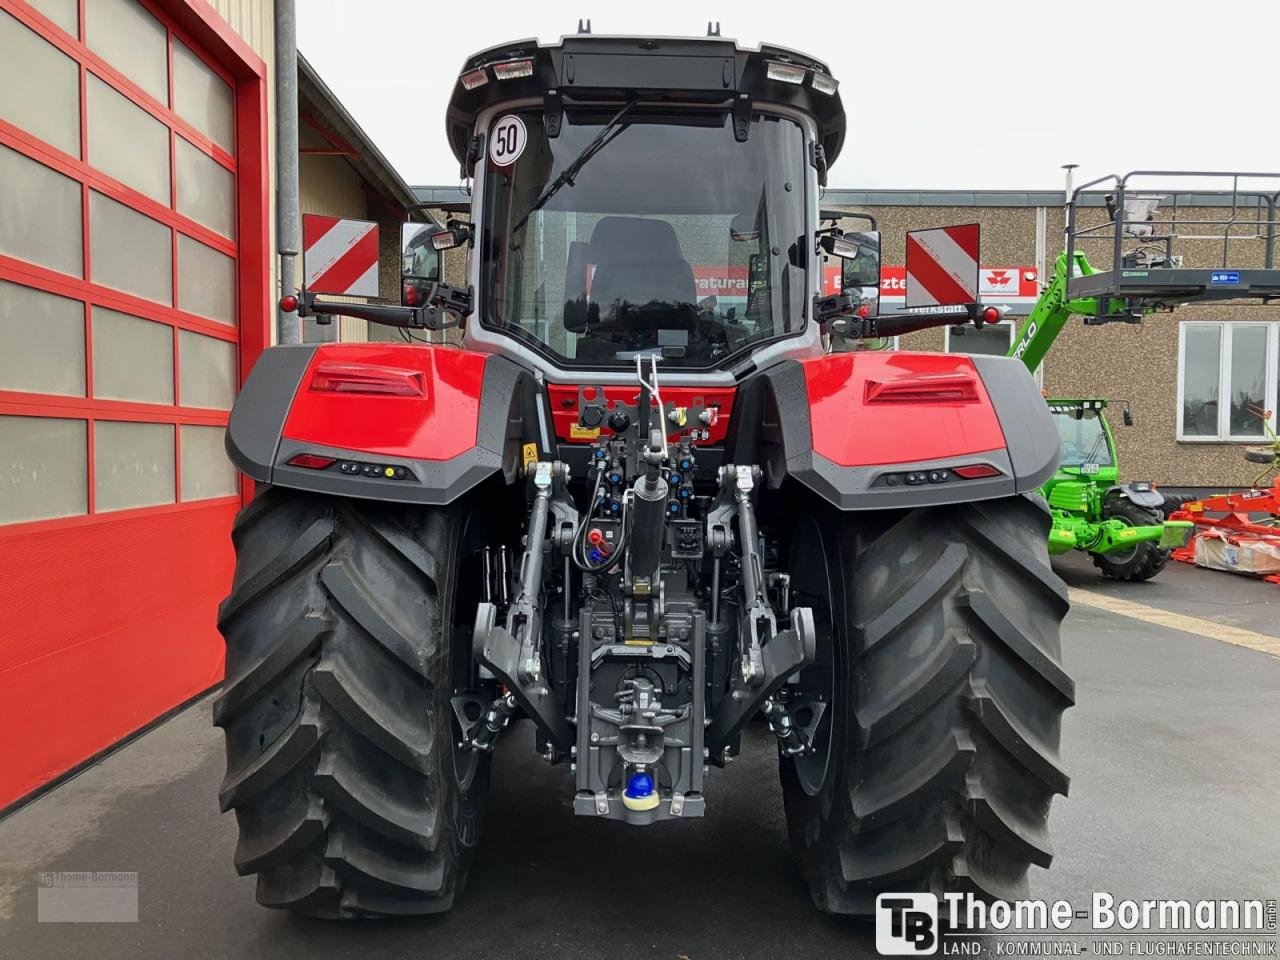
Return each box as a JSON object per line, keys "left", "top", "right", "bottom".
{"left": 302, "top": 214, "right": 380, "bottom": 297}
{"left": 904, "top": 223, "right": 980, "bottom": 308}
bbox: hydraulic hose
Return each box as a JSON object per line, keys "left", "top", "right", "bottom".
{"left": 573, "top": 467, "right": 628, "bottom": 574}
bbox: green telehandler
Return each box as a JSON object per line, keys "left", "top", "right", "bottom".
{"left": 1000, "top": 172, "right": 1280, "bottom": 580}
{"left": 1004, "top": 248, "right": 1192, "bottom": 580}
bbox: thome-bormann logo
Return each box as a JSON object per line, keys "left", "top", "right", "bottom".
{"left": 875, "top": 893, "right": 1278, "bottom": 957}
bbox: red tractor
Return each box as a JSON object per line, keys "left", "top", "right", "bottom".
{"left": 214, "top": 31, "right": 1072, "bottom": 919}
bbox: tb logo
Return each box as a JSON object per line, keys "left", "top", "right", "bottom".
{"left": 875, "top": 893, "right": 938, "bottom": 955}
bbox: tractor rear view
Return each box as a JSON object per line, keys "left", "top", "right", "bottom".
{"left": 213, "top": 29, "right": 1075, "bottom": 919}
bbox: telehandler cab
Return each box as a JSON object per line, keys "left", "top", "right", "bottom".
{"left": 215, "top": 30, "right": 1075, "bottom": 919}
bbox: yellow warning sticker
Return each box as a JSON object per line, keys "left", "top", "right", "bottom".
{"left": 569, "top": 424, "right": 601, "bottom": 441}
{"left": 522, "top": 442, "right": 539, "bottom": 468}
{"left": 623, "top": 638, "right": 654, "bottom": 646}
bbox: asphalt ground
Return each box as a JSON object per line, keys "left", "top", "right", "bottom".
{"left": 1, "top": 551, "right": 1277, "bottom": 959}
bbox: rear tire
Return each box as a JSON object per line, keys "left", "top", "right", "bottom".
{"left": 214, "top": 487, "right": 490, "bottom": 918}
{"left": 781, "top": 495, "right": 1074, "bottom": 916}
{"left": 1091, "top": 499, "right": 1169, "bottom": 582}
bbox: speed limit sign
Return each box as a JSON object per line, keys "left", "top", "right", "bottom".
{"left": 489, "top": 115, "right": 527, "bottom": 166}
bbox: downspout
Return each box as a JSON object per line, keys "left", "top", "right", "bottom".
{"left": 275, "top": 0, "right": 301, "bottom": 344}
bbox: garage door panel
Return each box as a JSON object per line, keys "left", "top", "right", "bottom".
{"left": 178, "top": 327, "right": 235, "bottom": 409}
{"left": 0, "top": 591, "right": 226, "bottom": 805}
{"left": 180, "top": 424, "right": 236, "bottom": 500}
{"left": 172, "top": 36, "right": 234, "bottom": 152}
{"left": 87, "top": 73, "right": 171, "bottom": 204}
{"left": 177, "top": 232, "right": 235, "bottom": 323}
{"left": 0, "top": 9, "right": 80, "bottom": 156}
{"left": 0, "top": 415, "right": 88, "bottom": 525}
{"left": 92, "top": 305, "right": 174, "bottom": 404}
{"left": 0, "top": 503, "right": 236, "bottom": 676}
{"left": 0, "top": 279, "right": 86, "bottom": 396}
{"left": 89, "top": 191, "right": 174, "bottom": 304}
{"left": 27, "top": 0, "right": 78, "bottom": 37}
{"left": 84, "top": 0, "right": 168, "bottom": 104}
{"left": 94, "top": 419, "right": 176, "bottom": 511}
{"left": 175, "top": 135, "right": 236, "bottom": 238}
{"left": 0, "top": 145, "right": 83, "bottom": 277}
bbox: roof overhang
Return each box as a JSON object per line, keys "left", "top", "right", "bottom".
{"left": 298, "top": 54, "right": 421, "bottom": 217}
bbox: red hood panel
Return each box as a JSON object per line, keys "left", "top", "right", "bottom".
{"left": 281, "top": 344, "right": 488, "bottom": 461}
{"left": 799, "top": 352, "right": 1008, "bottom": 467}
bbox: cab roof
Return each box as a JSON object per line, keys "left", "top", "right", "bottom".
{"left": 445, "top": 33, "right": 845, "bottom": 170}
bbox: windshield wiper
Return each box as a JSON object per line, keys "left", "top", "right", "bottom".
{"left": 509, "top": 99, "right": 638, "bottom": 242}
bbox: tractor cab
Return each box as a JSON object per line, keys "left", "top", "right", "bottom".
{"left": 422, "top": 32, "right": 847, "bottom": 380}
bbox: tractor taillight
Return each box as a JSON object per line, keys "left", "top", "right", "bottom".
{"left": 952, "top": 463, "right": 1002, "bottom": 480}
{"left": 311, "top": 362, "right": 425, "bottom": 397}
{"left": 287, "top": 453, "right": 336, "bottom": 470}
{"left": 981, "top": 306, "right": 1002, "bottom": 324}
{"left": 280, "top": 294, "right": 298, "bottom": 312}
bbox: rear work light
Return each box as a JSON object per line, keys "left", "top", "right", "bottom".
{"left": 951, "top": 463, "right": 1003, "bottom": 480}
{"left": 310, "top": 362, "right": 425, "bottom": 397}
{"left": 459, "top": 66, "right": 489, "bottom": 90}
{"left": 492, "top": 58, "right": 534, "bottom": 80}
{"left": 287, "top": 453, "right": 336, "bottom": 470}
{"left": 765, "top": 61, "right": 807, "bottom": 85}
{"left": 810, "top": 71, "right": 838, "bottom": 96}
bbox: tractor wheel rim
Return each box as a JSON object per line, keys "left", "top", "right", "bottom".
{"left": 788, "top": 513, "right": 835, "bottom": 797}
{"left": 1107, "top": 514, "right": 1139, "bottom": 564}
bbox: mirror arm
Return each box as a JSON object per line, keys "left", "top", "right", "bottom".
{"left": 300, "top": 289, "right": 468, "bottom": 331}
{"left": 821, "top": 300, "right": 994, "bottom": 341}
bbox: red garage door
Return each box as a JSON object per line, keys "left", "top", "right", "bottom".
{"left": 0, "top": 0, "right": 268, "bottom": 809}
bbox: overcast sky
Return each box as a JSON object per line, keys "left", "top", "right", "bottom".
{"left": 297, "top": 0, "right": 1277, "bottom": 190}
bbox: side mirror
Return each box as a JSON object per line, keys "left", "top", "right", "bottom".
{"left": 837, "top": 230, "right": 880, "bottom": 318}
{"left": 401, "top": 223, "right": 440, "bottom": 277}
{"left": 1123, "top": 402, "right": 1135, "bottom": 427}
{"left": 402, "top": 221, "right": 443, "bottom": 308}
{"left": 904, "top": 223, "right": 980, "bottom": 308}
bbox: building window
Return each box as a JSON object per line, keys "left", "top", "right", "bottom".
{"left": 1178, "top": 322, "right": 1279, "bottom": 441}
{"left": 944, "top": 320, "right": 1015, "bottom": 356}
